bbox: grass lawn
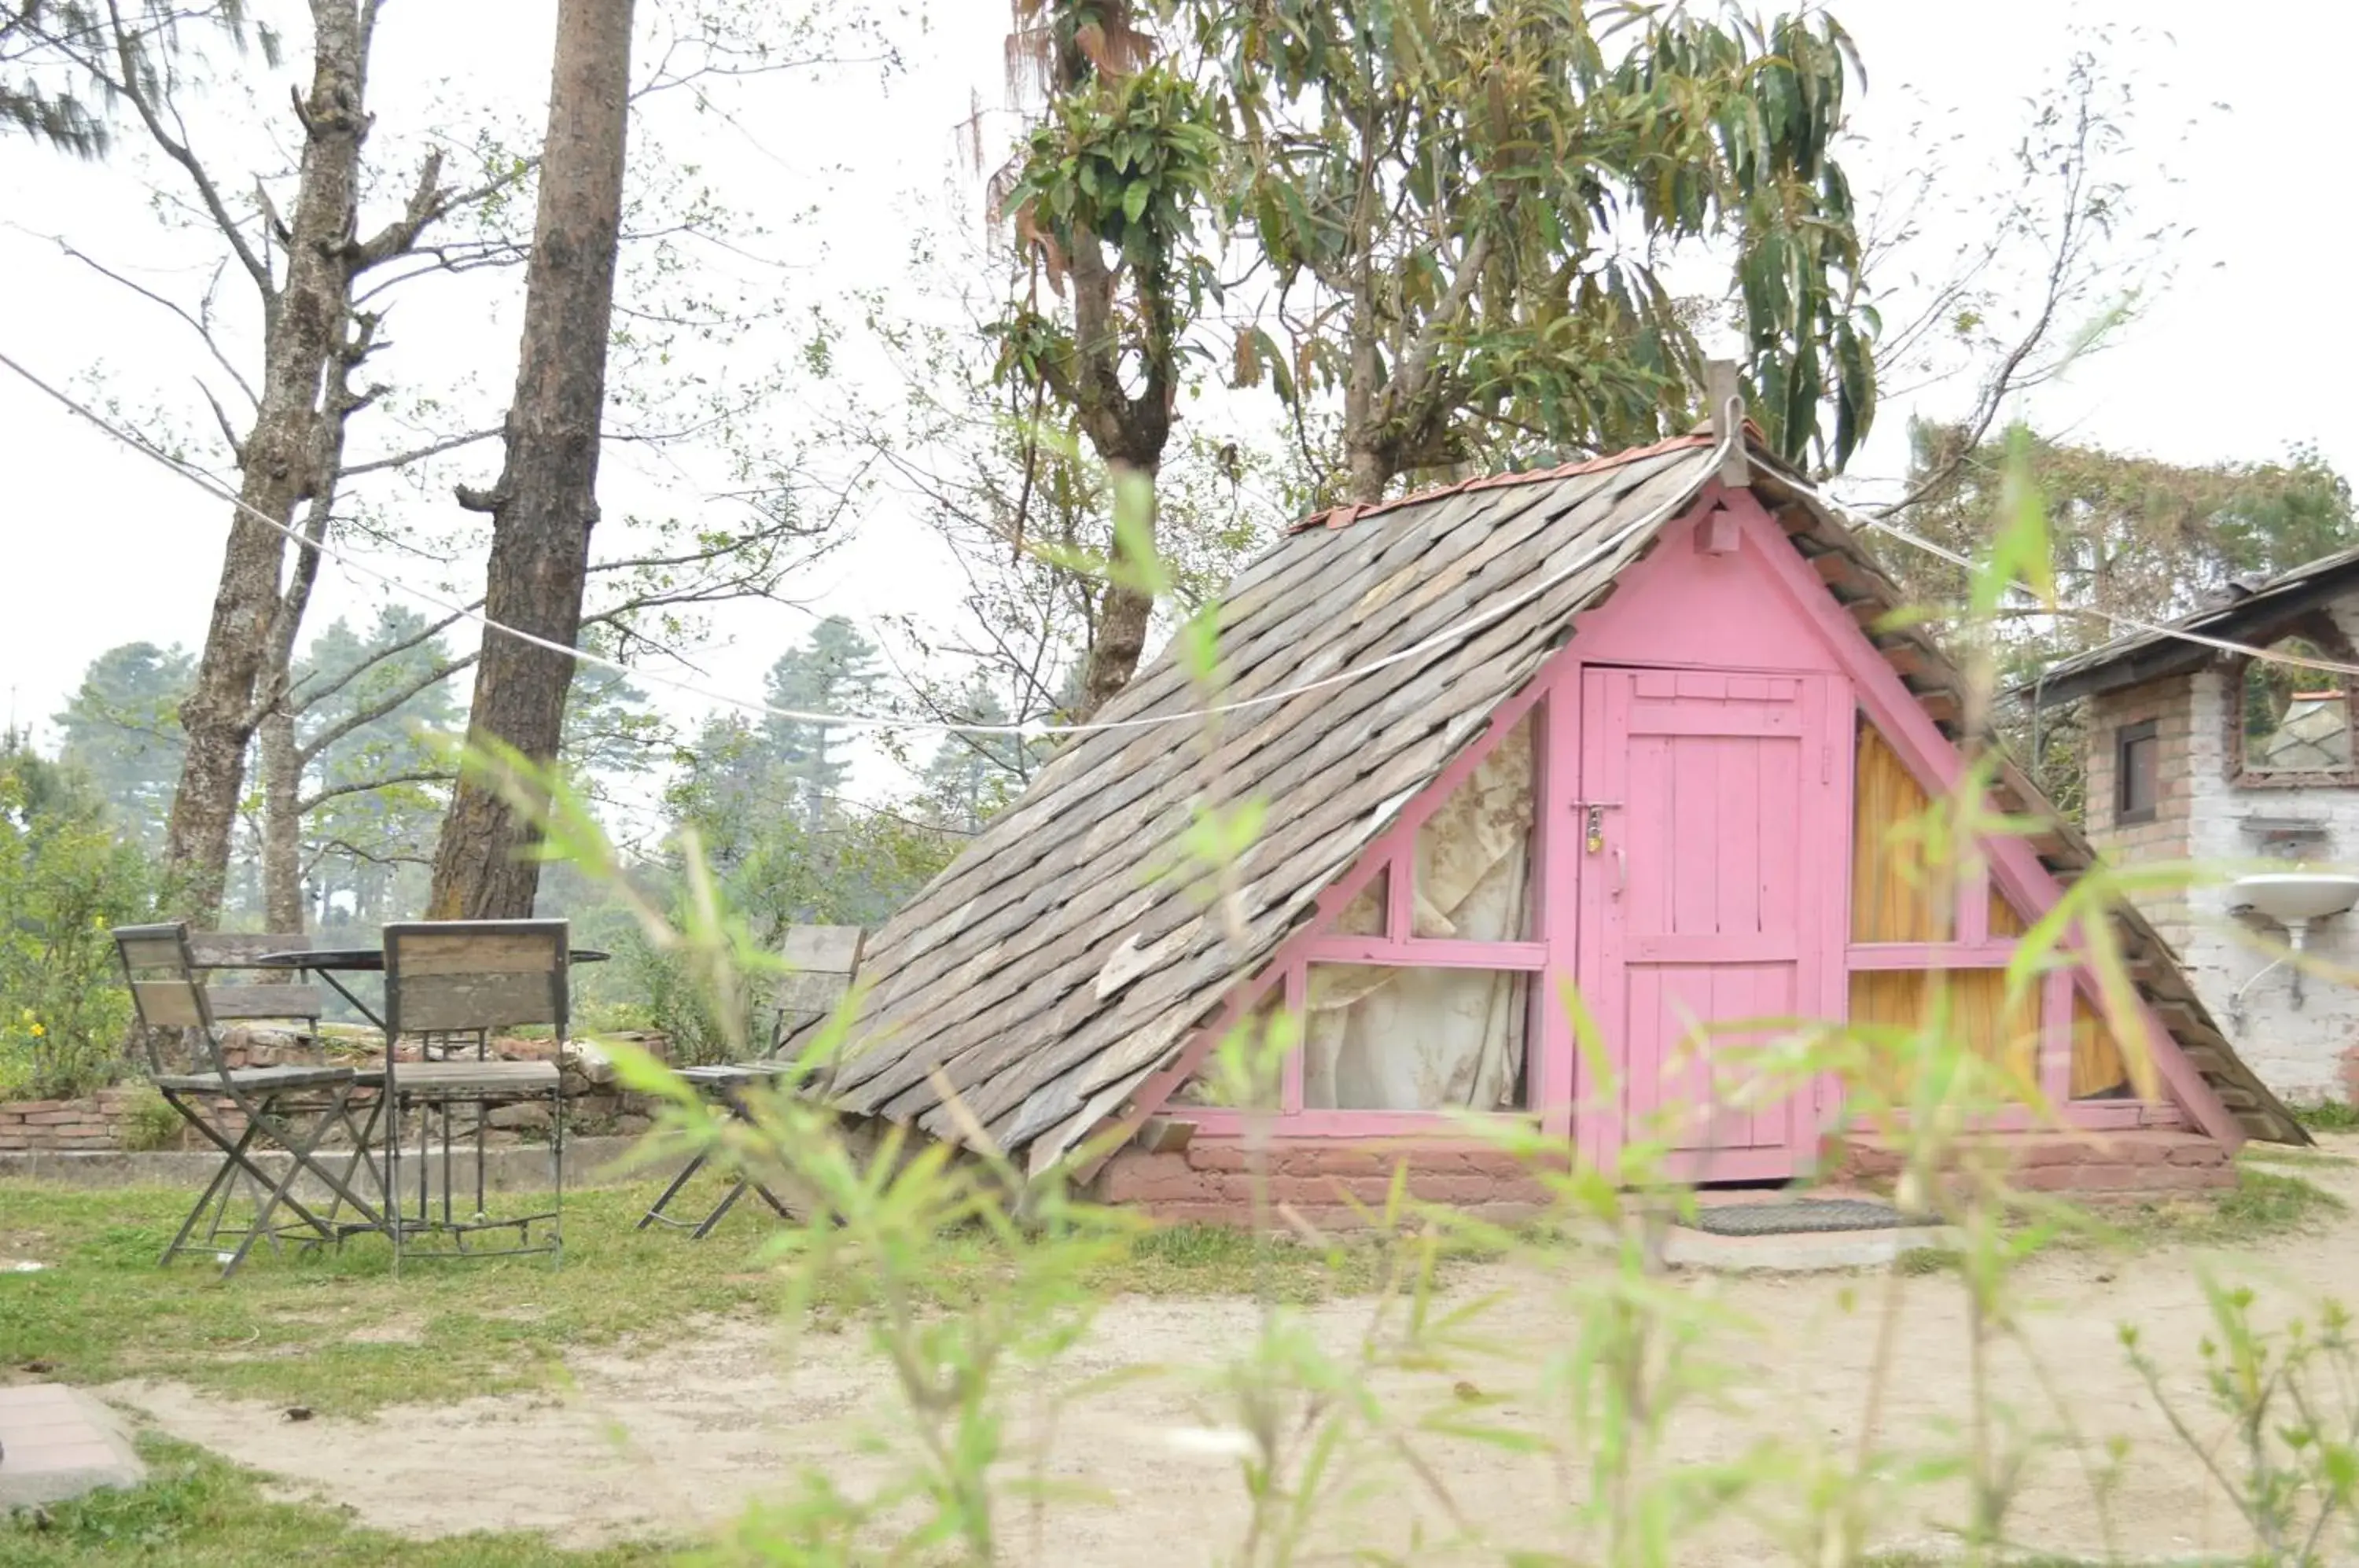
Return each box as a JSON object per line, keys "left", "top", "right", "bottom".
{"left": 0, "top": 1161, "right": 2336, "bottom": 1564}
{"left": 0, "top": 1175, "right": 1406, "bottom": 1417}
{"left": 2097, "top": 1163, "right": 2347, "bottom": 1250}
{"left": 0, "top": 1437, "right": 673, "bottom": 1566}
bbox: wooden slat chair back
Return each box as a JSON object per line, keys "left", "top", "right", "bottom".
{"left": 641, "top": 924, "right": 865, "bottom": 1240}
{"left": 383, "top": 922, "right": 570, "bottom": 1040}
{"left": 770, "top": 925, "right": 866, "bottom": 1056}
{"left": 188, "top": 932, "right": 326, "bottom": 1033}
{"left": 378, "top": 920, "right": 570, "bottom": 1269}
{"left": 111, "top": 922, "right": 380, "bottom": 1275}
{"left": 114, "top": 922, "right": 227, "bottom": 1082}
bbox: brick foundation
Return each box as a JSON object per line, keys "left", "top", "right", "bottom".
{"left": 1094, "top": 1140, "right": 1562, "bottom": 1229}
{"left": 1092, "top": 1128, "right": 2236, "bottom": 1227}
{"left": 1835, "top": 1128, "right": 2236, "bottom": 1194}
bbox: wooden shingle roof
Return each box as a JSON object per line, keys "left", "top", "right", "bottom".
{"left": 824, "top": 434, "right": 2305, "bottom": 1170}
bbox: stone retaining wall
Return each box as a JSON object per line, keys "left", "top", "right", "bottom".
{"left": 0, "top": 1088, "right": 160, "bottom": 1154}
{"left": 0, "top": 1029, "right": 672, "bottom": 1154}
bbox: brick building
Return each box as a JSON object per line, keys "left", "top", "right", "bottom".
{"left": 2039, "top": 548, "right": 2359, "bottom": 1102}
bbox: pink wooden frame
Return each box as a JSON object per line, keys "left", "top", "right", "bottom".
{"left": 1714, "top": 487, "right": 2241, "bottom": 1148}
{"left": 1177, "top": 681, "right": 1562, "bottom": 1140}
{"left": 1113, "top": 484, "right": 2243, "bottom": 1171}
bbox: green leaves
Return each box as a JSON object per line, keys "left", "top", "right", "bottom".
{"left": 1191, "top": 0, "right": 1879, "bottom": 499}
{"left": 0, "top": 738, "right": 151, "bottom": 1098}
{"left": 1002, "top": 61, "right": 1220, "bottom": 291}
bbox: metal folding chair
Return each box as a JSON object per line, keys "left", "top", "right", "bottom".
{"left": 638, "top": 925, "right": 863, "bottom": 1239}
{"left": 112, "top": 923, "right": 385, "bottom": 1277}
{"left": 381, "top": 920, "right": 569, "bottom": 1269}
{"left": 187, "top": 932, "right": 327, "bottom": 1039}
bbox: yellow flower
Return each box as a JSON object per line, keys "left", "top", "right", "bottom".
{"left": 28, "top": 1022, "right": 44, "bottom": 1037}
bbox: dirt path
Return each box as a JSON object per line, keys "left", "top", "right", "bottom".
{"left": 104, "top": 1146, "right": 2359, "bottom": 1561}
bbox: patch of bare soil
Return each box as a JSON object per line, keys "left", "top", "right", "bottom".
{"left": 100, "top": 1145, "right": 2359, "bottom": 1561}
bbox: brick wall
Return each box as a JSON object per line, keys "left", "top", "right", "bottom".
{"left": 2085, "top": 674, "right": 2198, "bottom": 955}
{"left": 1094, "top": 1139, "right": 1562, "bottom": 1229}
{"left": 0, "top": 1087, "right": 163, "bottom": 1153}
{"left": 1837, "top": 1128, "right": 2233, "bottom": 1194}
{"left": 2085, "top": 602, "right": 2359, "bottom": 1102}
{"left": 1093, "top": 1129, "right": 2234, "bottom": 1226}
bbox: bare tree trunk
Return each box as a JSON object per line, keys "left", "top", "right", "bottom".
{"left": 258, "top": 709, "right": 305, "bottom": 933}
{"left": 160, "top": 1, "right": 371, "bottom": 922}
{"left": 1073, "top": 478, "right": 1157, "bottom": 718}
{"left": 428, "top": 0, "right": 635, "bottom": 920}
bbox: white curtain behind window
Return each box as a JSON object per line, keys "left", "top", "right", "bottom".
{"left": 1303, "top": 966, "right": 1528, "bottom": 1110}
{"left": 1302, "top": 717, "right": 1535, "bottom": 1110}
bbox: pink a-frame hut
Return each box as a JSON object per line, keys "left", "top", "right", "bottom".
{"left": 822, "top": 428, "right": 2302, "bottom": 1220}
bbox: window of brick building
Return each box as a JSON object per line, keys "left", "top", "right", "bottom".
{"left": 2240, "top": 635, "right": 2351, "bottom": 776}
{"left": 2115, "top": 719, "right": 2159, "bottom": 825}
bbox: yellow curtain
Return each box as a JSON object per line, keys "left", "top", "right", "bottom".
{"left": 2071, "top": 990, "right": 2132, "bottom": 1099}
{"left": 1848, "top": 969, "right": 2039, "bottom": 1095}
{"left": 1854, "top": 725, "right": 2030, "bottom": 944}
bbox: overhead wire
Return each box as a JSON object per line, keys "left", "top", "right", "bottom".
{"left": 11, "top": 339, "right": 2359, "bottom": 734}
{"left": 0, "top": 347, "right": 1738, "bottom": 739}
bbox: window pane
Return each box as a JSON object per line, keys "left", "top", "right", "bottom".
{"left": 1178, "top": 992, "right": 1289, "bottom": 1108}
{"left": 2121, "top": 732, "right": 2158, "bottom": 815}
{"left": 1302, "top": 965, "right": 1529, "bottom": 1111}
{"left": 1412, "top": 712, "right": 1536, "bottom": 940}
{"left": 1333, "top": 868, "right": 1387, "bottom": 937}
{"left": 2244, "top": 640, "right": 2350, "bottom": 772}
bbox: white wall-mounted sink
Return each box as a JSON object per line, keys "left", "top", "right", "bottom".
{"left": 2234, "top": 873, "right": 2359, "bottom": 926}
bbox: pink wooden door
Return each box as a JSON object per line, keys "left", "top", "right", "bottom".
{"left": 1575, "top": 667, "right": 1850, "bottom": 1181}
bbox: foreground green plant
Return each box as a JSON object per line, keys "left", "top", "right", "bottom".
{"left": 2125, "top": 1281, "right": 2359, "bottom": 1564}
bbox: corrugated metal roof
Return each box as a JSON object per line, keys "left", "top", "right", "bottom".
{"left": 2033, "top": 542, "right": 2359, "bottom": 703}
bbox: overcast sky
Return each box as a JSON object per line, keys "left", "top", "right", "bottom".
{"left": 0, "top": 0, "right": 2344, "bottom": 816}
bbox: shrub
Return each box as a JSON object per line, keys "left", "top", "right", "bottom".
{"left": 114, "top": 1084, "right": 183, "bottom": 1151}
{"left": 0, "top": 738, "right": 153, "bottom": 1099}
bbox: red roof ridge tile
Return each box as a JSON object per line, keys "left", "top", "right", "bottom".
{"left": 1286, "top": 429, "right": 1729, "bottom": 535}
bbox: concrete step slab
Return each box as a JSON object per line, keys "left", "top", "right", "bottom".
{"left": 0, "top": 1385, "right": 145, "bottom": 1507}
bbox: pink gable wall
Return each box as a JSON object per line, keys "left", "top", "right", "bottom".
{"left": 1098, "top": 484, "right": 2239, "bottom": 1180}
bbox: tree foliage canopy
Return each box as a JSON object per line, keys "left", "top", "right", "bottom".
{"left": 1198, "top": 0, "right": 1875, "bottom": 501}
{"left": 1891, "top": 424, "right": 2358, "bottom": 639}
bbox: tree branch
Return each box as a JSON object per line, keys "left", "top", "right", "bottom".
{"left": 288, "top": 602, "right": 477, "bottom": 711}
{"left": 349, "top": 147, "right": 447, "bottom": 270}
{"left": 293, "top": 650, "right": 475, "bottom": 765}
{"left": 296, "top": 770, "right": 455, "bottom": 815}
{"left": 340, "top": 425, "right": 502, "bottom": 477}
{"left": 21, "top": 227, "right": 261, "bottom": 407}
{"left": 100, "top": 0, "right": 271, "bottom": 293}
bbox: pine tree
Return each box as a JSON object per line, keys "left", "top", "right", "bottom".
{"left": 53, "top": 642, "right": 193, "bottom": 850}
{"left": 762, "top": 616, "right": 881, "bottom": 825}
